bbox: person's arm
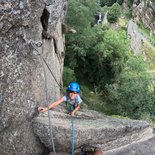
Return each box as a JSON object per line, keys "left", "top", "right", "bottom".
{"left": 71, "top": 104, "right": 81, "bottom": 116}
{"left": 38, "top": 97, "right": 65, "bottom": 112}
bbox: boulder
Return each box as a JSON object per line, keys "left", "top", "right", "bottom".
{"left": 33, "top": 107, "right": 153, "bottom": 154}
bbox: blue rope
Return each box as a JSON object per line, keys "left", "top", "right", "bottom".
{"left": 43, "top": 60, "right": 56, "bottom": 155}
{"left": 71, "top": 117, "right": 74, "bottom": 155}
{"left": 32, "top": 42, "right": 56, "bottom": 155}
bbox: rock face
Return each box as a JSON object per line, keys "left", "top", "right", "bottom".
{"left": 0, "top": 0, "right": 66, "bottom": 154}
{"left": 33, "top": 107, "right": 154, "bottom": 154}
{"left": 104, "top": 136, "right": 155, "bottom": 155}
{"left": 132, "top": 0, "right": 155, "bottom": 35}
{"left": 127, "top": 20, "right": 143, "bottom": 54}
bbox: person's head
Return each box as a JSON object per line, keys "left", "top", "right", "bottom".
{"left": 67, "top": 82, "right": 80, "bottom": 100}
{"left": 95, "top": 148, "right": 103, "bottom": 155}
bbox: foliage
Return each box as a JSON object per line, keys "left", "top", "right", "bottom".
{"left": 68, "top": 26, "right": 130, "bottom": 93}
{"left": 124, "top": 9, "right": 132, "bottom": 19}
{"left": 65, "top": 0, "right": 100, "bottom": 69}
{"left": 137, "top": 22, "right": 155, "bottom": 68}
{"left": 99, "top": 0, "right": 134, "bottom": 7}
{"left": 141, "top": 40, "right": 155, "bottom": 69}
{"left": 138, "top": 22, "right": 155, "bottom": 47}
{"left": 116, "top": 0, "right": 124, "bottom": 5}
{"left": 100, "top": 0, "right": 116, "bottom": 7}
{"left": 80, "top": 84, "right": 107, "bottom": 112}
{"left": 63, "top": 66, "right": 77, "bottom": 87}
{"left": 106, "top": 56, "right": 155, "bottom": 119}
{"left": 112, "top": 115, "right": 130, "bottom": 119}
{"left": 100, "top": 0, "right": 124, "bottom": 7}
{"left": 127, "top": 0, "right": 134, "bottom": 7}
{"left": 107, "top": 3, "right": 121, "bottom": 23}
{"left": 101, "top": 5, "right": 109, "bottom": 13}
{"left": 64, "top": 0, "right": 155, "bottom": 121}
{"left": 89, "top": 28, "right": 130, "bottom": 90}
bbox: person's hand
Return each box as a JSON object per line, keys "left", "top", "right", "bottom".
{"left": 38, "top": 107, "right": 48, "bottom": 112}
{"left": 71, "top": 111, "right": 75, "bottom": 117}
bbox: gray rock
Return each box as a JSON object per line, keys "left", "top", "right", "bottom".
{"left": 127, "top": 19, "right": 143, "bottom": 54}
{"left": 132, "top": 0, "right": 155, "bottom": 35}
{"left": 32, "top": 108, "right": 153, "bottom": 154}
{"left": 0, "top": 0, "right": 66, "bottom": 154}
{"left": 104, "top": 136, "right": 155, "bottom": 155}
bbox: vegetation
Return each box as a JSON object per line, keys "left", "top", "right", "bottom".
{"left": 127, "top": 0, "right": 134, "bottom": 7}
{"left": 141, "top": 40, "right": 155, "bottom": 69}
{"left": 107, "top": 3, "right": 121, "bottom": 23}
{"left": 63, "top": 66, "right": 77, "bottom": 87}
{"left": 100, "top": 0, "right": 133, "bottom": 7}
{"left": 65, "top": 0, "right": 100, "bottom": 69}
{"left": 106, "top": 56, "right": 155, "bottom": 118}
{"left": 100, "top": 0, "right": 124, "bottom": 7}
{"left": 64, "top": 0, "right": 155, "bottom": 120}
{"left": 138, "top": 22, "right": 155, "bottom": 47}
{"left": 138, "top": 22, "right": 155, "bottom": 68}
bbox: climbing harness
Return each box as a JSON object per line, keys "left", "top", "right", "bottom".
{"left": 65, "top": 95, "right": 79, "bottom": 112}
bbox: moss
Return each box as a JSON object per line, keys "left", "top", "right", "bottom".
{"left": 112, "top": 115, "right": 130, "bottom": 120}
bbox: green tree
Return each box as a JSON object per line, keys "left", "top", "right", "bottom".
{"left": 64, "top": 0, "right": 155, "bottom": 121}
{"left": 116, "top": 0, "right": 124, "bottom": 5}
{"left": 75, "top": 28, "right": 130, "bottom": 91}
{"left": 65, "top": 0, "right": 100, "bottom": 69}
{"left": 100, "top": 0, "right": 117, "bottom": 7}
{"left": 107, "top": 3, "right": 121, "bottom": 23}
{"left": 106, "top": 56, "right": 155, "bottom": 119}
{"left": 100, "top": 0, "right": 124, "bottom": 7}
{"left": 63, "top": 67, "right": 77, "bottom": 87}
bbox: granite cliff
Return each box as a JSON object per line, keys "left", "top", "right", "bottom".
{"left": 132, "top": 0, "right": 155, "bottom": 35}
{"left": 0, "top": 0, "right": 66, "bottom": 154}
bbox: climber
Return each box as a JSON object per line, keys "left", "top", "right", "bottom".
{"left": 38, "top": 82, "right": 82, "bottom": 116}
{"left": 95, "top": 148, "right": 103, "bottom": 155}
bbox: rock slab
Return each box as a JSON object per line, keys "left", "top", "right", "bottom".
{"left": 33, "top": 108, "right": 153, "bottom": 154}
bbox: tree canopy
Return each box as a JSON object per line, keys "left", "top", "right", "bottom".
{"left": 64, "top": 0, "right": 155, "bottom": 120}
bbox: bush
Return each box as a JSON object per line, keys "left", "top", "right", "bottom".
{"left": 106, "top": 56, "right": 155, "bottom": 119}
{"left": 127, "top": 0, "right": 134, "bottom": 7}
{"left": 100, "top": 0, "right": 117, "bottom": 7}
{"left": 100, "top": 0, "right": 124, "bottom": 6}
{"left": 63, "top": 67, "right": 77, "bottom": 87}
{"left": 107, "top": 3, "right": 121, "bottom": 23}
{"left": 124, "top": 9, "right": 132, "bottom": 19}
{"left": 116, "top": 0, "right": 124, "bottom": 5}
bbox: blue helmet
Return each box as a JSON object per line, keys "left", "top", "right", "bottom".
{"left": 67, "top": 82, "right": 80, "bottom": 93}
